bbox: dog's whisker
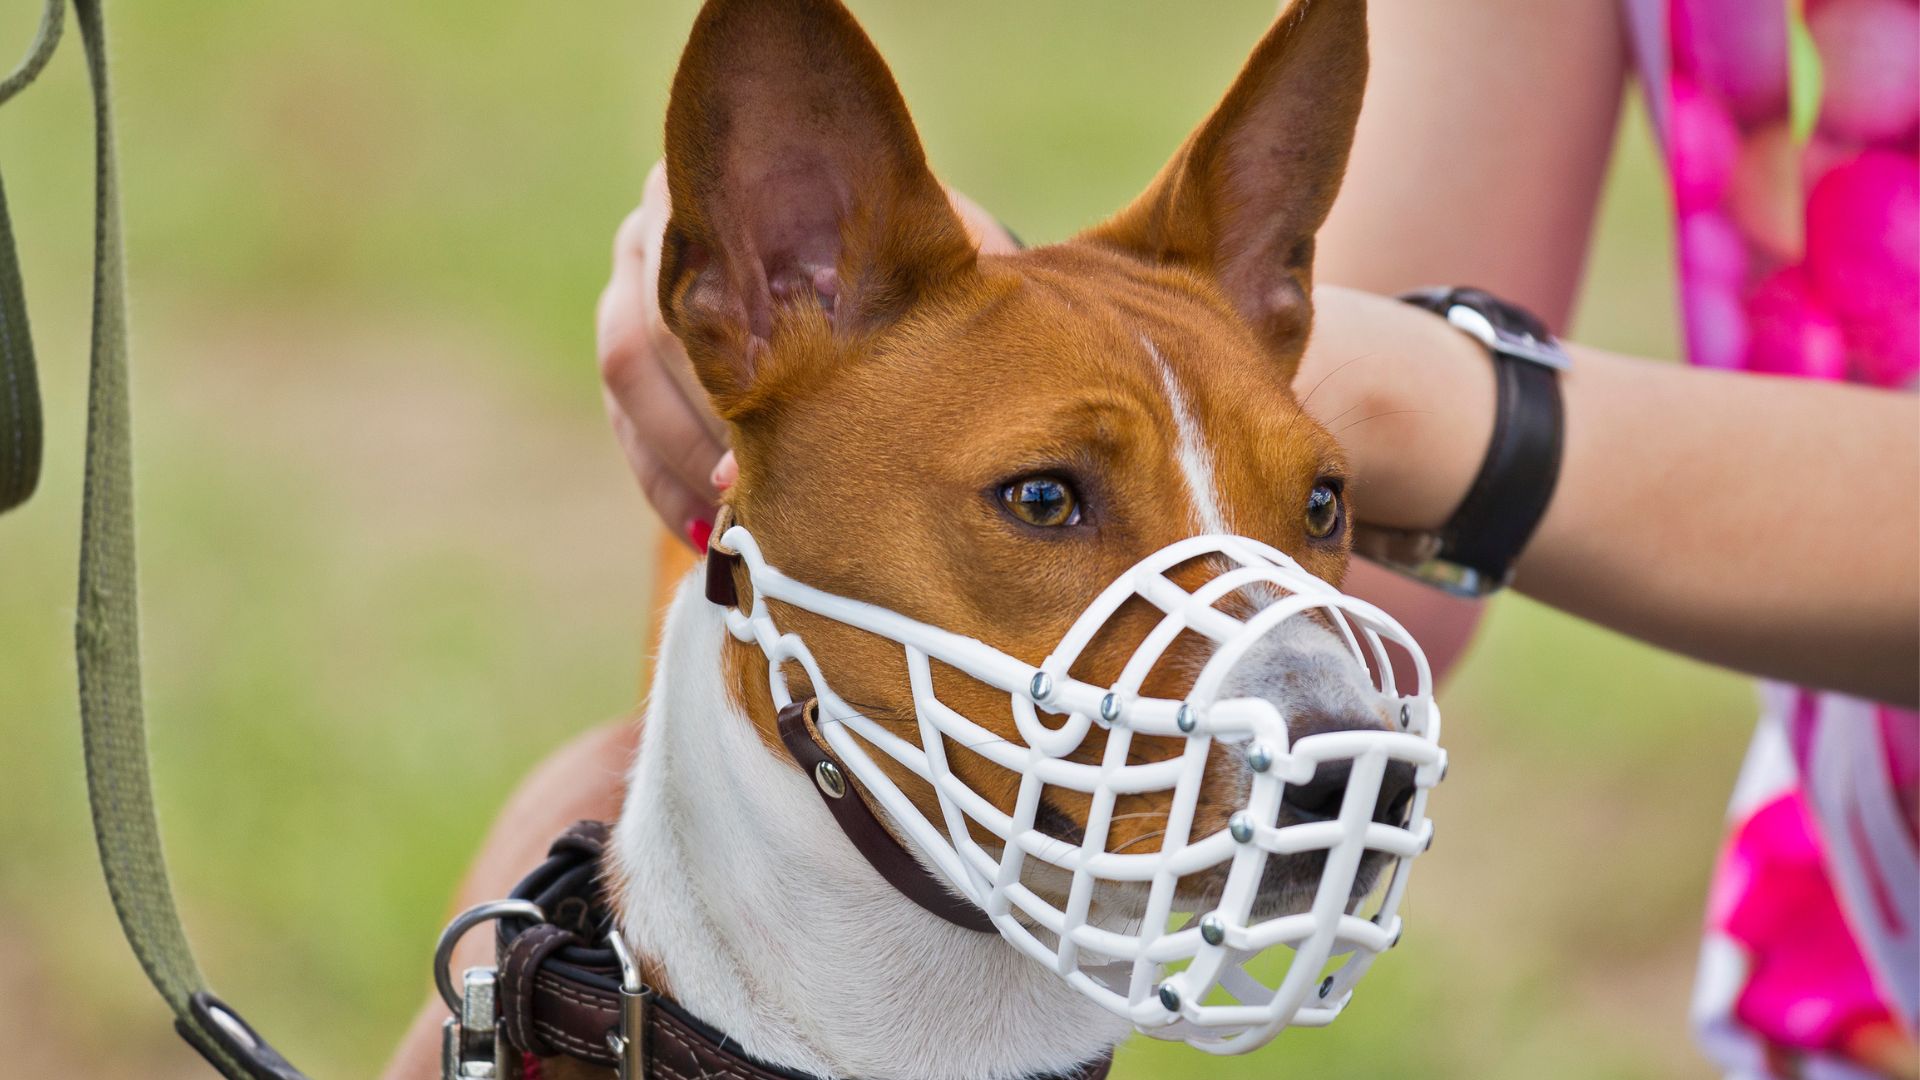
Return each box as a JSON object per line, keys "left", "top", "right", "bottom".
{"left": 1335, "top": 408, "right": 1431, "bottom": 435}
{"left": 1319, "top": 397, "right": 1368, "bottom": 429}
{"left": 1298, "top": 351, "right": 1378, "bottom": 409}
{"left": 958, "top": 734, "right": 1018, "bottom": 752}
{"left": 1109, "top": 829, "right": 1168, "bottom": 855}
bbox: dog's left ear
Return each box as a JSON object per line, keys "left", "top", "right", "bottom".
{"left": 1080, "top": 0, "right": 1367, "bottom": 373}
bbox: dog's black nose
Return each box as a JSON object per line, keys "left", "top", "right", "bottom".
{"left": 1281, "top": 759, "right": 1417, "bottom": 826}
{"left": 1279, "top": 703, "right": 1418, "bottom": 825}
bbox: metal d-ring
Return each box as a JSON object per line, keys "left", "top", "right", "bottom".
{"left": 433, "top": 898, "right": 545, "bottom": 1014}
{"left": 606, "top": 930, "right": 653, "bottom": 1080}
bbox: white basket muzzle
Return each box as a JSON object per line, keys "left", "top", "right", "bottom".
{"left": 719, "top": 525, "right": 1445, "bottom": 1054}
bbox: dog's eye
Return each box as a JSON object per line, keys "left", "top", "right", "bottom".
{"left": 1305, "top": 481, "right": 1343, "bottom": 540}
{"left": 1000, "top": 476, "right": 1081, "bottom": 528}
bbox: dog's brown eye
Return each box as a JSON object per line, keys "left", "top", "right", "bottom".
{"left": 1305, "top": 482, "right": 1343, "bottom": 540}
{"left": 1001, "top": 476, "right": 1080, "bottom": 528}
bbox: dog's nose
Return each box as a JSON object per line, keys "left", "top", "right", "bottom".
{"left": 1281, "top": 758, "right": 1417, "bottom": 826}
{"left": 1277, "top": 701, "right": 1414, "bottom": 825}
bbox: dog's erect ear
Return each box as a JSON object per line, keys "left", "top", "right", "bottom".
{"left": 1080, "top": 0, "right": 1367, "bottom": 373}
{"left": 659, "top": 0, "right": 976, "bottom": 415}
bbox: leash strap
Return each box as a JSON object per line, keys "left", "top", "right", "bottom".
{"left": 0, "top": 0, "right": 59, "bottom": 514}
{"left": 3, "top": 4, "right": 307, "bottom": 1076}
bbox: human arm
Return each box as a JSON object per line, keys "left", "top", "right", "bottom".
{"left": 1307, "top": 0, "right": 1629, "bottom": 673}
{"left": 1300, "top": 283, "right": 1920, "bottom": 706}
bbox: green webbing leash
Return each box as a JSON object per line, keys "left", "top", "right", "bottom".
{"left": 3, "top": 3, "right": 307, "bottom": 1076}
{"left": 0, "top": 0, "right": 57, "bottom": 514}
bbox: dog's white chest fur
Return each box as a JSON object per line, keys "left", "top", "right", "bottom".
{"left": 612, "top": 573, "right": 1129, "bottom": 1080}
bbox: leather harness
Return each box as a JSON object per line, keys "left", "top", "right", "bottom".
{"left": 493, "top": 820, "right": 1114, "bottom": 1079}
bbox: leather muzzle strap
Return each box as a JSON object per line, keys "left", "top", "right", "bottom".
{"left": 776, "top": 699, "right": 995, "bottom": 933}
{"left": 705, "top": 517, "right": 992, "bottom": 934}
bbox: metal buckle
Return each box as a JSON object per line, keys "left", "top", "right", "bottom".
{"left": 1444, "top": 303, "right": 1571, "bottom": 371}
{"left": 1387, "top": 553, "right": 1509, "bottom": 599}
{"left": 180, "top": 992, "right": 308, "bottom": 1080}
{"left": 433, "top": 899, "right": 545, "bottom": 1080}
{"left": 1352, "top": 525, "right": 1507, "bottom": 599}
{"left": 606, "top": 930, "right": 653, "bottom": 1080}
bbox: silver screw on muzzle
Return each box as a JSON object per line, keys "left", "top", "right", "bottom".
{"left": 1198, "top": 913, "right": 1227, "bottom": 947}
{"left": 1029, "top": 671, "right": 1053, "bottom": 702}
{"left": 1245, "top": 741, "right": 1273, "bottom": 773}
{"left": 1228, "top": 811, "right": 1254, "bottom": 844}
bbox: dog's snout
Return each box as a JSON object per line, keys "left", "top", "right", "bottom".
{"left": 1213, "top": 607, "right": 1417, "bottom": 827}
{"left": 1281, "top": 758, "right": 1417, "bottom": 826}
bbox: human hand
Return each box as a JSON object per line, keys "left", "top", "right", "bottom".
{"left": 596, "top": 162, "right": 1021, "bottom": 547}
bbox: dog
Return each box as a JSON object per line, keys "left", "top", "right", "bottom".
{"left": 571, "top": 1, "right": 1406, "bottom": 1076}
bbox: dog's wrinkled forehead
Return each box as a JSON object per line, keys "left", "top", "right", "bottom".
{"left": 865, "top": 248, "right": 1337, "bottom": 521}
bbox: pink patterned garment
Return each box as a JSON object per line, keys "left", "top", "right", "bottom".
{"left": 1627, "top": 1, "right": 1920, "bottom": 1076}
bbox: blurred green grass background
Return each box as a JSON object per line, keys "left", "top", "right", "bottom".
{"left": 0, "top": 2, "right": 1753, "bottom": 1076}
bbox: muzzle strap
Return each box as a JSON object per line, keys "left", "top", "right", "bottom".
{"left": 703, "top": 503, "right": 742, "bottom": 607}
{"left": 776, "top": 699, "right": 994, "bottom": 933}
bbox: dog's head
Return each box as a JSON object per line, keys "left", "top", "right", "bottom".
{"left": 661, "top": 0, "right": 1399, "bottom": 916}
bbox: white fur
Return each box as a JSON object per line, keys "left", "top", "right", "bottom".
{"left": 1139, "top": 334, "right": 1385, "bottom": 731}
{"left": 615, "top": 573, "right": 1130, "bottom": 1080}
{"left": 1144, "top": 334, "right": 1230, "bottom": 535}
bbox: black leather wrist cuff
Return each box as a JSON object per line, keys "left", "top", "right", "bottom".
{"left": 1394, "top": 287, "right": 1567, "bottom": 594}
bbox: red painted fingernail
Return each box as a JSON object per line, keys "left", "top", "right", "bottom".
{"left": 686, "top": 517, "right": 714, "bottom": 551}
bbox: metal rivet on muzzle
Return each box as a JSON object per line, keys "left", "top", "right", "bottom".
{"left": 1029, "top": 671, "right": 1053, "bottom": 702}
{"left": 1198, "top": 913, "right": 1226, "bottom": 946}
{"left": 1099, "top": 692, "right": 1122, "bottom": 723}
{"left": 1399, "top": 702, "right": 1412, "bottom": 729}
{"left": 1318, "top": 976, "right": 1335, "bottom": 999}
{"left": 813, "top": 760, "right": 847, "bottom": 799}
{"left": 1245, "top": 741, "right": 1273, "bottom": 773}
{"left": 1228, "top": 811, "right": 1254, "bottom": 844}
{"left": 1175, "top": 703, "right": 1197, "bottom": 733}
{"left": 1157, "top": 984, "right": 1182, "bottom": 1012}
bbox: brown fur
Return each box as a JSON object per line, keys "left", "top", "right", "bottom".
{"left": 665, "top": 0, "right": 1366, "bottom": 859}
{"left": 541, "top": 2, "right": 1370, "bottom": 1074}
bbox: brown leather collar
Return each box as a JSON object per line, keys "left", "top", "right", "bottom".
{"left": 495, "top": 821, "right": 1113, "bottom": 1080}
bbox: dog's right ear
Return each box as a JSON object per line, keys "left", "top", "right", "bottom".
{"left": 659, "top": 0, "right": 975, "bottom": 417}
{"left": 1079, "top": 0, "right": 1367, "bottom": 376}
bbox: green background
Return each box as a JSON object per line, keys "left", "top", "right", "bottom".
{"left": 0, "top": 2, "right": 1750, "bottom": 1076}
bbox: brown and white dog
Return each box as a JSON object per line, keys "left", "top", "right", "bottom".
{"left": 594, "top": 1, "right": 1393, "bottom": 1077}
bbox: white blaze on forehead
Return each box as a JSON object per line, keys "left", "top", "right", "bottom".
{"left": 1143, "top": 334, "right": 1230, "bottom": 535}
